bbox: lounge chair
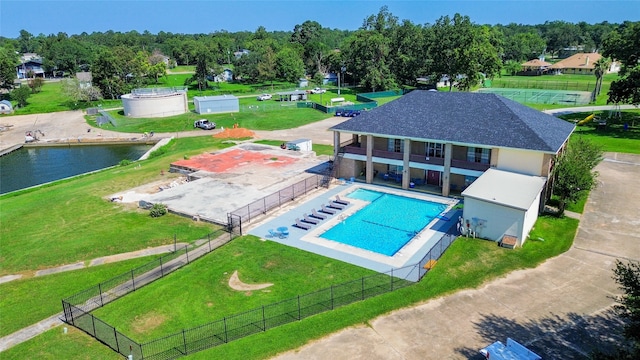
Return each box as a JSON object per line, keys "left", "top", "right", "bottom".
{"left": 293, "top": 218, "right": 312, "bottom": 230}
{"left": 327, "top": 202, "right": 345, "bottom": 210}
{"left": 334, "top": 195, "right": 350, "bottom": 205}
{"left": 302, "top": 214, "right": 320, "bottom": 225}
{"left": 319, "top": 205, "right": 336, "bottom": 215}
{"left": 310, "top": 209, "right": 327, "bottom": 220}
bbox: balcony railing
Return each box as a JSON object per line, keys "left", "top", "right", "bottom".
{"left": 342, "top": 146, "right": 490, "bottom": 172}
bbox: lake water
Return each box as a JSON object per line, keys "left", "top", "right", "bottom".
{"left": 0, "top": 144, "right": 152, "bottom": 194}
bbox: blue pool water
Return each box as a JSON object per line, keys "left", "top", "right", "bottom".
{"left": 320, "top": 189, "right": 447, "bottom": 256}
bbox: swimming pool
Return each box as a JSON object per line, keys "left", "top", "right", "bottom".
{"left": 319, "top": 188, "right": 447, "bottom": 256}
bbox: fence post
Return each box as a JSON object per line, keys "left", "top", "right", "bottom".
{"left": 330, "top": 285, "right": 334, "bottom": 310}
{"left": 159, "top": 257, "right": 164, "bottom": 277}
{"left": 297, "top": 295, "right": 301, "bottom": 320}
{"left": 263, "top": 198, "right": 267, "bottom": 214}
{"left": 183, "top": 329, "right": 188, "bottom": 354}
{"left": 361, "top": 277, "right": 365, "bottom": 300}
{"left": 262, "top": 306, "right": 267, "bottom": 330}
{"left": 208, "top": 233, "right": 212, "bottom": 252}
{"left": 223, "top": 317, "right": 228, "bottom": 343}
{"left": 131, "top": 270, "right": 135, "bottom": 291}
{"left": 390, "top": 269, "right": 394, "bottom": 291}
{"left": 185, "top": 245, "right": 189, "bottom": 263}
{"left": 98, "top": 283, "right": 104, "bottom": 307}
{"left": 91, "top": 314, "right": 97, "bottom": 337}
{"left": 114, "top": 327, "right": 121, "bottom": 353}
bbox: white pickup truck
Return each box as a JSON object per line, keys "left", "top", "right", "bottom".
{"left": 310, "top": 87, "right": 326, "bottom": 94}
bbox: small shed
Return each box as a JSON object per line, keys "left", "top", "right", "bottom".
{"left": 298, "top": 78, "right": 309, "bottom": 88}
{"left": 286, "top": 139, "right": 312, "bottom": 152}
{"left": 275, "top": 90, "right": 308, "bottom": 102}
{"left": 194, "top": 95, "right": 239, "bottom": 114}
{"left": 0, "top": 100, "right": 13, "bottom": 114}
{"left": 461, "top": 168, "right": 546, "bottom": 247}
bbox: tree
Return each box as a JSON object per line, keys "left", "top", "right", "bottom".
{"left": 257, "top": 46, "right": 277, "bottom": 88}
{"left": 11, "top": 86, "right": 31, "bottom": 107}
{"left": 0, "top": 46, "right": 19, "bottom": 89}
{"left": 603, "top": 21, "right": 640, "bottom": 105}
{"left": 27, "top": 77, "right": 45, "bottom": 93}
{"left": 504, "top": 60, "right": 522, "bottom": 76}
{"left": 186, "top": 50, "right": 211, "bottom": 91}
{"left": 275, "top": 46, "right": 305, "bottom": 83}
{"left": 552, "top": 137, "right": 603, "bottom": 215}
{"left": 427, "top": 14, "right": 501, "bottom": 91}
{"left": 591, "top": 260, "right": 640, "bottom": 359}
{"left": 61, "top": 78, "right": 103, "bottom": 103}
{"left": 593, "top": 57, "right": 611, "bottom": 99}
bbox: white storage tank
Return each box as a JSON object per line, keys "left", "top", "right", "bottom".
{"left": 286, "top": 139, "right": 312, "bottom": 152}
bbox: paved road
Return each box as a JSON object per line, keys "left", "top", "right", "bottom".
{"left": 272, "top": 152, "right": 640, "bottom": 360}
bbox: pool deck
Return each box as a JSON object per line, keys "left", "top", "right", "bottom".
{"left": 247, "top": 183, "right": 461, "bottom": 276}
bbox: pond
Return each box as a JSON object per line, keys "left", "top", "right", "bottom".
{"left": 0, "top": 144, "right": 152, "bottom": 194}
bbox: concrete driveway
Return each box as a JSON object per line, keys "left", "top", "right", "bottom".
{"left": 272, "top": 152, "right": 640, "bottom": 359}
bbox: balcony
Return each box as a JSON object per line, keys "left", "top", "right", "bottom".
{"left": 341, "top": 146, "right": 490, "bottom": 171}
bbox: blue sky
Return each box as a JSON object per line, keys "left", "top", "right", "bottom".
{"left": 1, "top": 0, "right": 638, "bottom": 38}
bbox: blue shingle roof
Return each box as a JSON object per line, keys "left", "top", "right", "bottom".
{"left": 330, "top": 90, "right": 575, "bottom": 153}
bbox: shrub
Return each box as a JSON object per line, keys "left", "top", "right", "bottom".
{"left": 118, "top": 159, "right": 132, "bottom": 166}
{"left": 149, "top": 203, "right": 167, "bottom": 218}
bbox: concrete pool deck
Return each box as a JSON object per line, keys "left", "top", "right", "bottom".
{"left": 247, "top": 183, "right": 461, "bottom": 277}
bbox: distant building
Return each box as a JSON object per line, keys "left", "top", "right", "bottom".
{"left": 76, "top": 72, "right": 93, "bottom": 88}
{"left": 212, "top": 69, "right": 233, "bottom": 83}
{"left": 16, "top": 54, "right": 45, "bottom": 79}
{"left": 233, "top": 49, "right": 250, "bottom": 59}
{"left": 193, "top": 95, "right": 239, "bottom": 114}
{"left": 519, "top": 59, "right": 552, "bottom": 76}
{"left": 549, "top": 53, "right": 609, "bottom": 75}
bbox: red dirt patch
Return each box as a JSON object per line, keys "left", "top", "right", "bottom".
{"left": 213, "top": 127, "right": 255, "bottom": 139}
{"left": 172, "top": 149, "right": 297, "bottom": 173}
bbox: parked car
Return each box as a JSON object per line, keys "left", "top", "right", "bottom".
{"left": 310, "top": 88, "right": 326, "bottom": 94}
{"left": 257, "top": 93, "right": 272, "bottom": 101}
{"left": 194, "top": 119, "right": 216, "bottom": 130}
{"left": 335, "top": 109, "right": 345, "bottom": 116}
{"left": 349, "top": 110, "right": 361, "bottom": 117}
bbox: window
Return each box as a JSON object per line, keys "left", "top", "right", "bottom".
{"left": 426, "top": 142, "right": 444, "bottom": 158}
{"left": 467, "top": 147, "right": 490, "bottom": 164}
{"left": 388, "top": 139, "right": 404, "bottom": 153}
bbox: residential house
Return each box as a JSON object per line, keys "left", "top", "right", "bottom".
{"left": 16, "top": 53, "right": 45, "bottom": 79}
{"left": 519, "top": 59, "right": 552, "bottom": 76}
{"left": 549, "top": 52, "right": 603, "bottom": 75}
{"left": 212, "top": 68, "right": 233, "bottom": 82}
{"left": 329, "top": 90, "right": 575, "bottom": 246}
{"left": 233, "top": 49, "right": 250, "bottom": 59}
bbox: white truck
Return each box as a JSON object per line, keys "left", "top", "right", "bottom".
{"left": 194, "top": 119, "right": 216, "bottom": 130}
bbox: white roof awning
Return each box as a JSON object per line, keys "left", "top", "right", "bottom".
{"left": 462, "top": 168, "right": 547, "bottom": 211}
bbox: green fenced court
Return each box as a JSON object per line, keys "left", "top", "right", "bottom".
{"left": 477, "top": 88, "right": 592, "bottom": 105}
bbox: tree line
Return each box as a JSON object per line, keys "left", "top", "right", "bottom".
{"left": 0, "top": 7, "right": 637, "bottom": 104}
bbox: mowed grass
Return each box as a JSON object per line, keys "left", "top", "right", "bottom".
{"left": 64, "top": 215, "right": 579, "bottom": 359}
{"left": 100, "top": 107, "right": 332, "bottom": 133}
{"left": 0, "top": 137, "right": 230, "bottom": 274}
{"left": 561, "top": 110, "right": 640, "bottom": 154}
{"left": 0, "top": 256, "right": 155, "bottom": 337}
{"left": 92, "top": 236, "right": 377, "bottom": 341}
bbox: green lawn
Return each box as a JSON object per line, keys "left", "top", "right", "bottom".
{"left": 92, "top": 236, "right": 377, "bottom": 341}
{"left": 0, "top": 137, "right": 229, "bottom": 274}
{"left": 560, "top": 110, "right": 640, "bottom": 154}
{"left": 0, "top": 256, "right": 155, "bottom": 337}
{"left": 98, "top": 107, "right": 332, "bottom": 133}
{"left": 38, "top": 215, "right": 577, "bottom": 359}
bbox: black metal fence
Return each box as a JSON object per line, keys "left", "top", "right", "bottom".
{"left": 228, "top": 175, "right": 323, "bottom": 225}
{"left": 489, "top": 79, "right": 595, "bottom": 92}
{"left": 61, "top": 213, "right": 459, "bottom": 360}
{"left": 138, "top": 267, "right": 414, "bottom": 360}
